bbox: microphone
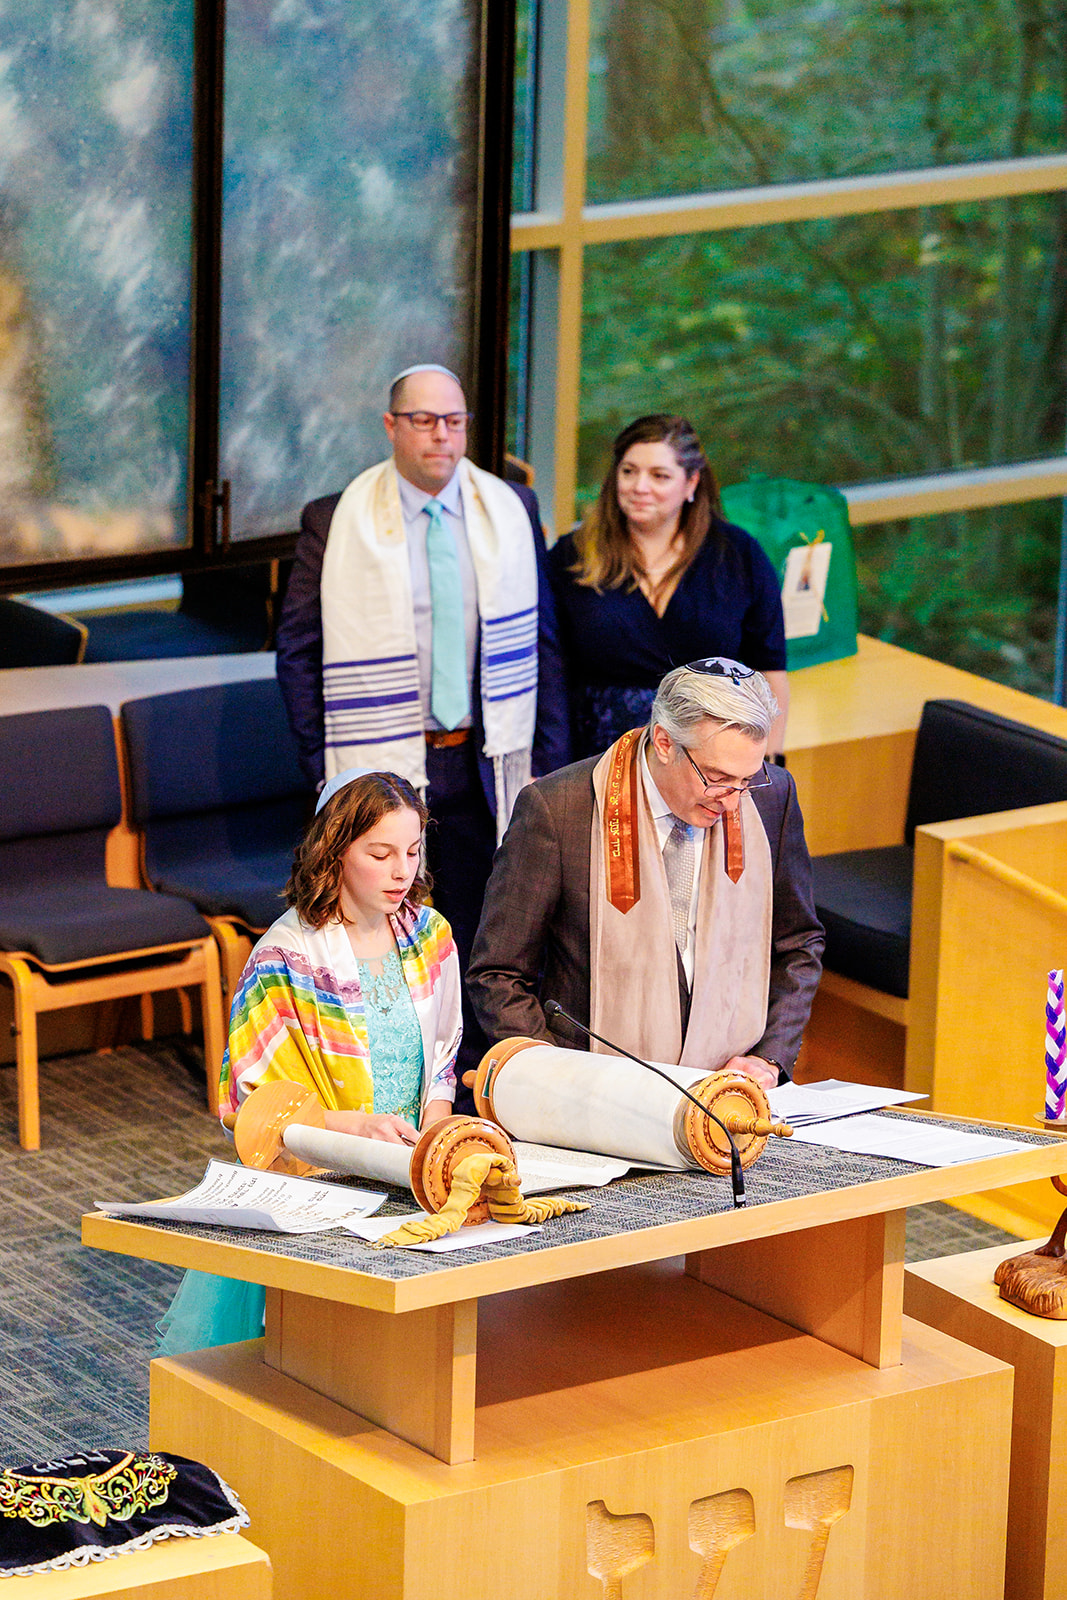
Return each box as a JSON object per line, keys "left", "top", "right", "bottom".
{"left": 543, "top": 1000, "right": 748, "bottom": 1208}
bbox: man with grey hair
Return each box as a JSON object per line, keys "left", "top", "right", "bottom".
{"left": 468, "top": 657, "right": 823, "bottom": 1085}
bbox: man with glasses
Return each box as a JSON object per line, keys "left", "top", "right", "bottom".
{"left": 468, "top": 658, "right": 822, "bottom": 1087}
{"left": 276, "top": 362, "right": 569, "bottom": 1084}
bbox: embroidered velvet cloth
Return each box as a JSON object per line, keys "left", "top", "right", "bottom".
{"left": 0, "top": 1451, "right": 248, "bottom": 1578}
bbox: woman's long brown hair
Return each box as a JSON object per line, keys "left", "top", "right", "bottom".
{"left": 286, "top": 772, "right": 430, "bottom": 930}
{"left": 570, "top": 413, "right": 725, "bottom": 592}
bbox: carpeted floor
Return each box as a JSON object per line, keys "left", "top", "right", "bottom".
{"left": 0, "top": 1040, "right": 228, "bottom": 1461}
{"left": 0, "top": 1041, "right": 1021, "bottom": 1463}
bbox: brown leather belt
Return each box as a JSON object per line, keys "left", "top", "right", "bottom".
{"left": 425, "top": 728, "right": 470, "bottom": 749}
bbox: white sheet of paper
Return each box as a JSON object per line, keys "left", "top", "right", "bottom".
{"left": 347, "top": 1213, "right": 540, "bottom": 1252}
{"left": 781, "top": 541, "right": 832, "bottom": 640}
{"left": 786, "top": 1113, "right": 1030, "bottom": 1166}
{"left": 95, "top": 1158, "right": 385, "bottom": 1233}
{"left": 769, "top": 1079, "right": 927, "bottom": 1126}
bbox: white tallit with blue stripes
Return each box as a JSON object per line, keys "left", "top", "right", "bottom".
{"left": 320, "top": 457, "right": 538, "bottom": 839}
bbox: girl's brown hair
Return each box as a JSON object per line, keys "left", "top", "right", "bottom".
{"left": 286, "top": 772, "right": 430, "bottom": 929}
{"left": 570, "top": 413, "right": 725, "bottom": 592}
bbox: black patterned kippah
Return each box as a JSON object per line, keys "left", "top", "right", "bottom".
{"left": 0, "top": 1451, "right": 248, "bottom": 1578}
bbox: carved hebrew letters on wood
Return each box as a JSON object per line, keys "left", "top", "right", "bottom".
{"left": 688, "top": 1488, "right": 755, "bottom": 1599}
{"left": 587, "top": 1469, "right": 854, "bottom": 1597}
{"left": 586, "top": 1500, "right": 655, "bottom": 1598}
{"left": 784, "top": 1466, "right": 855, "bottom": 1600}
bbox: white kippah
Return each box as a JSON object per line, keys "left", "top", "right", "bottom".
{"left": 389, "top": 362, "right": 462, "bottom": 393}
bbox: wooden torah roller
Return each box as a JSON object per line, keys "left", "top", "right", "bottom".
{"left": 469, "top": 1037, "right": 792, "bottom": 1177}
{"left": 223, "top": 1080, "right": 517, "bottom": 1225}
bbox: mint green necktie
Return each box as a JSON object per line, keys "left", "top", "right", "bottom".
{"left": 425, "top": 498, "right": 470, "bottom": 730}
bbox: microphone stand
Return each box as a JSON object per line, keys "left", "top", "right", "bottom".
{"left": 543, "top": 1000, "right": 748, "bottom": 1209}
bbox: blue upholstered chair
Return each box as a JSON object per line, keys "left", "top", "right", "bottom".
{"left": 0, "top": 705, "right": 226, "bottom": 1149}
{"left": 79, "top": 563, "right": 283, "bottom": 661}
{"left": 0, "top": 596, "right": 87, "bottom": 667}
{"left": 120, "top": 678, "right": 312, "bottom": 1011}
{"left": 812, "top": 699, "right": 1067, "bottom": 1006}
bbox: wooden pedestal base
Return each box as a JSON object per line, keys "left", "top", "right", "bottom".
{"left": 151, "top": 1263, "right": 1010, "bottom": 1600}
{"left": 906, "top": 1240, "right": 1067, "bottom": 1600}
{"left": 13, "top": 1534, "right": 271, "bottom": 1599}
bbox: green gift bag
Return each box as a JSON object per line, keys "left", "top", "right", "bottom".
{"left": 720, "top": 476, "right": 858, "bottom": 670}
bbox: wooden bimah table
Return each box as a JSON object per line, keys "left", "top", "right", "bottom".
{"left": 83, "top": 1114, "right": 1067, "bottom": 1600}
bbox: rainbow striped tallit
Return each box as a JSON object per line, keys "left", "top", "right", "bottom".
{"left": 219, "top": 903, "right": 460, "bottom": 1118}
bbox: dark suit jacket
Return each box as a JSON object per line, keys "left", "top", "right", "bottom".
{"left": 467, "top": 756, "right": 824, "bottom": 1076}
{"left": 275, "top": 478, "right": 571, "bottom": 796}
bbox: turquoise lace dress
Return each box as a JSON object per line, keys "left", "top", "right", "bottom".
{"left": 359, "top": 946, "right": 424, "bottom": 1126}
{"left": 156, "top": 947, "right": 425, "bottom": 1356}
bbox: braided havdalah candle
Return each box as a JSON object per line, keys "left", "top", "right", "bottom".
{"left": 1045, "top": 969, "right": 1067, "bottom": 1122}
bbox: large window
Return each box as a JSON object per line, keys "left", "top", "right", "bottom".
{"left": 512, "top": 0, "right": 1067, "bottom": 696}
{"left": 0, "top": 0, "right": 194, "bottom": 569}
{"left": 0, "top": 0, "right": 512, "bottom": 582}
{"left": 219, "top": 0, "right": 483, "bottom": 541}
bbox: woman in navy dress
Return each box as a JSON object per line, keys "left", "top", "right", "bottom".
{"left": 548, "top": 414, "right": 789, "bottom": 759}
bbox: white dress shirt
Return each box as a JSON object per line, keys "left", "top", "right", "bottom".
{"left": 397, "top": 469, "right": 479, "bottom": 730}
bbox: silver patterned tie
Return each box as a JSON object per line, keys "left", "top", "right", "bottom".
{"left": 663, "top": 815, "right": 696, "bottom": 953}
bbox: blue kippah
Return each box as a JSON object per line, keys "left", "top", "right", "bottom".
{"left": 315, "top": 766, "right": 377, "bottom": 814}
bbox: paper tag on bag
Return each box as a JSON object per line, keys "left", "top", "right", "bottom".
{"left": 782, "top": 540, "right": 832, "bottom": 639}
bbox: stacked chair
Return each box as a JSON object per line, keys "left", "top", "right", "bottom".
{"left": 0, "top": 705, "right": 225, "bottom": 1148}
{"left": 120, "top": 678, "right": 312, "bottom": 1016}
{"left": 0, "top": 595, "right": 87, "bottom": 667}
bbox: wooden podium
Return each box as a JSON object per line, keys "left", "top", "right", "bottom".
{"left": 906, "top": 1239, "right": 1067, "bottom": 1600}
{"left": 83, "top": 1118, "right": 1067, "bottom": 1600}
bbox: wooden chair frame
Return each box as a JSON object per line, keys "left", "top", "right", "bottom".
{"left": 209, "top": 915, "right": 260, "bottom": 1020}
{"left": 0, "top": 936, "right": 225, "bottom": 1150}
{"left": 129, "top": 828, "right": 263, "bottom": 1025}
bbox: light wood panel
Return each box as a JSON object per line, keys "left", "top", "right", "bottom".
{"left": 14, "top": 1533, "right": 271, "bottom": 1599}
{"left": 816, "top": 970, "right": 908, "bottom": 1027}
{"left": 843, "top": 456, "right": 1067, "bottom": 524}
{"left": 149, "top": 1309, "right": 1011, "bottom": 1600}
{"left": 906, "top": 805, "right": 1067, "bottom": 1236}
{"left": 264, "top": 1289, "right": 477, "bottom": 1464}
{"left": 510, "top": 152, "right": 1067, "bottom": 249}
{"left": 796, "top": 986, "right": 907, "bottom": 1091}
{"left": 685, "top": 1210, "right": 907, "bottom": 1368}
{"left": 906, "top": 1240, "right": 1067, "bottom": 1600}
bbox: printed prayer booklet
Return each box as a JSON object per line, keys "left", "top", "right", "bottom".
{"left": 95, "top": 1158, "right": 385, "bottom": 1234}
{"left": 768, "top": 1079, "right": 927, "bottom": 1127}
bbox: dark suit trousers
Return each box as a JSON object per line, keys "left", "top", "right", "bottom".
{"left": 425, "top": 741, "right": 496, "bottom": 1110}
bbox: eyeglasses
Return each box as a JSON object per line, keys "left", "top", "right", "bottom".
{"left": 390, "top": 411, "right": 472, "bottom": 432}
{"left": 679, "top": 743, "right": 772, "bottom": 796}
{"left": 684, "top": 656, "right": 756, "bottom": 687}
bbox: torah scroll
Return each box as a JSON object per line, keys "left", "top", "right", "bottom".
{"left": 471, "top": 1038, "right": 791, "bottom": 1176}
